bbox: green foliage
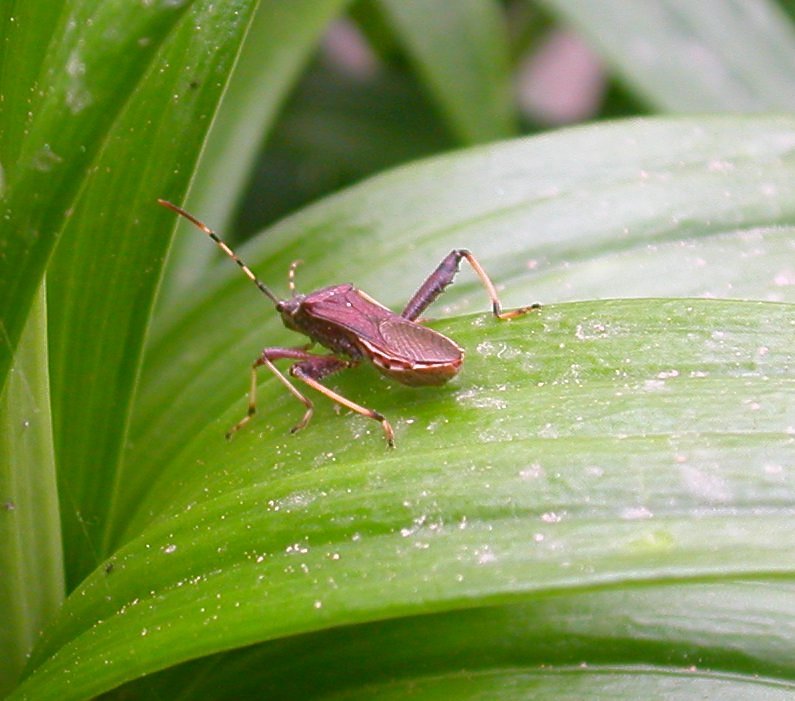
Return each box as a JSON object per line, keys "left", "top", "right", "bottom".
{"left": 2, "top": 1, "right": 795, "bottom": 699}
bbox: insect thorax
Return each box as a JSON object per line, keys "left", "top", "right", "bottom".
{"left": 279, "top": 298, "right": 363, "bottom": 359}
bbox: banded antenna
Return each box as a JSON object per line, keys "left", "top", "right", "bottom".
{"left": 158, "top": 199, "right": 280, "bottom": 305}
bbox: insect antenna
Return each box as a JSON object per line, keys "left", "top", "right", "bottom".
{"left": 158, "top": 199, "right": 280, "bottom": 305}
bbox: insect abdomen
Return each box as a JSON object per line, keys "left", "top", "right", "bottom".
{"left": 370, "top": 354, "right": 463, "bottom": 386}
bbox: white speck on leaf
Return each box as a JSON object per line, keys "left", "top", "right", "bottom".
{"left": 475, "top": 546, "right": 497, "bottom": 565}
{"left": 681, "top": 465, "right": 731, "bottom": 503}
{"left": 621, "top": 506, "right": 654, "bottom": 520}
{"left": 456, "top": 386, "right": 508, "bottom": 410}
{"left": 66, "top": 50, "right": 92, "bottom": 113}
{"left": 519, "top": 464, "right": 543, "bottom": 480}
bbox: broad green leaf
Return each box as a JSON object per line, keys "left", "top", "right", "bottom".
{"left": 0, "top": 0, "right": 192, "bottom": 393}
{"left": 542, "top": 0, "right": 795, "bottom": 112}
{"left": 15, "top": 295, "right": 795, "bottom": 699}
{"left": 113, "top": 115, "right": 795, "bottom": 540}
{"left": 44, "top": 0, "right": 261, "bottom": 588}
{"left": 377, "top": 0, "right": 517, "bottom": 143}
{"left": 160, "top": 0, "right": 350, "bottom": 306}
{"left": 0, "top": 285, "right": 62, "bottom": 696}
{"left": 15, "top": 116, "right": 795, "bottom": 699}
{"left": 515, "top": 225, "right": 795, "bottom": 304}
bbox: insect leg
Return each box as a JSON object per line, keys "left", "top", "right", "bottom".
{"left": 401, "top": 249, "right": 540, "bottom": 321}
{"left": 291, "top": 357, "right": 395, "bottom": 448}
{"left": 226, "top": 346, "right": 319, "bottom": 439}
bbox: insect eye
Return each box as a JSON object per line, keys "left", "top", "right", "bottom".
{"left": 275, "top": 301, "right": 285, "bottom": 313}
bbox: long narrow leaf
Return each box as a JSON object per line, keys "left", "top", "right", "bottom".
{"left": 0, "top": 285, "right": 62, "bottom": 696}
{"left": 378, "top": 0, "right": 517, "bottom": 143}
{"left": 0, "top": 1, "right": 68, "bottom": 169}
{"left": 45, "top": 0, "right": 261, "bottom": 587}
{"left": 0, "top": 0, "right": 192, "bottom": 393}
{"left": 14, "top": 294, "right": 795, "bottom": 699}
{"left": 105, "top": 582, "right": 795, "bottom": 699}
{"left": 160, "top": 0, "right": 350, "bottom": 306}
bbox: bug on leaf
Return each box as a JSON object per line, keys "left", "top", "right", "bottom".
{"left": 159, "top": 199, "right": 538, "bottom": 447}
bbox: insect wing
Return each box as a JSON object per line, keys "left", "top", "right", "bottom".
{"left": 304, "top": 286, "right": 462, "bottom": 386}
{"left": 305, "top": 287, "right": 459, "bottom": 360}
{"left": 375, "top": 317, "right": 461, "bottom": 363}
{"left": 362, "top": 316, "right": 463, "bottom": 386}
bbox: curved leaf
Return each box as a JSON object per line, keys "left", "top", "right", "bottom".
{"left": 115, "top": 115, "right": 795, "bottom": 536}
{"left": 99, "top": 582, "right": 795, "bottom": 701}
{"left": 64, "top": 581, "right": 795, "bottom": 698}
{"left": 0, "top": 0, "right": 192, "bottom": 391}
{"left": 14, "top": 295, "right": 795, "bottom": 699}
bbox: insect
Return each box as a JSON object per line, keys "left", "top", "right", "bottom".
{"left": 159, "top": 199, "right": 538, "bottom": 447}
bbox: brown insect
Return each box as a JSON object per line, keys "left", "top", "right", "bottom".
{"left": 159, "top": 200, "right": 538, "bottom": 446}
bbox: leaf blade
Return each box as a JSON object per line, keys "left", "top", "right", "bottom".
{"left": 17, "top": 296, "right": 795, "bottom": 699}
{"left": 0, "top": 285, "right": 62, "bottom": 696}
{"left": 0, "top": 0, "right": 192, "bottom": 392}
{"left": 44, "top": 0, "right": 261, "bottom": 586}
{"left": 120, "top": 115, "right": 795, "bottom": 522}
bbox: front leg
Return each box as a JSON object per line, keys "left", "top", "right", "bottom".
{"left": 291, "top": 357, "right": 396, "bottom": 448}
{"left": 226, "top": 346, "right": 329, "bottom": 439}
{"left": 401, "top": 249, "right": 540, "bottom": 321}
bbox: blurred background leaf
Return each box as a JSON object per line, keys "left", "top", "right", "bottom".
{"left": 541, "top": 0, "right": 795, "bottom": 112}
{"left": 377, "top": 0, "right": 517, "bottom": 143}
{"left": 160, "top": 0, "right": 352, "bottom": 307}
